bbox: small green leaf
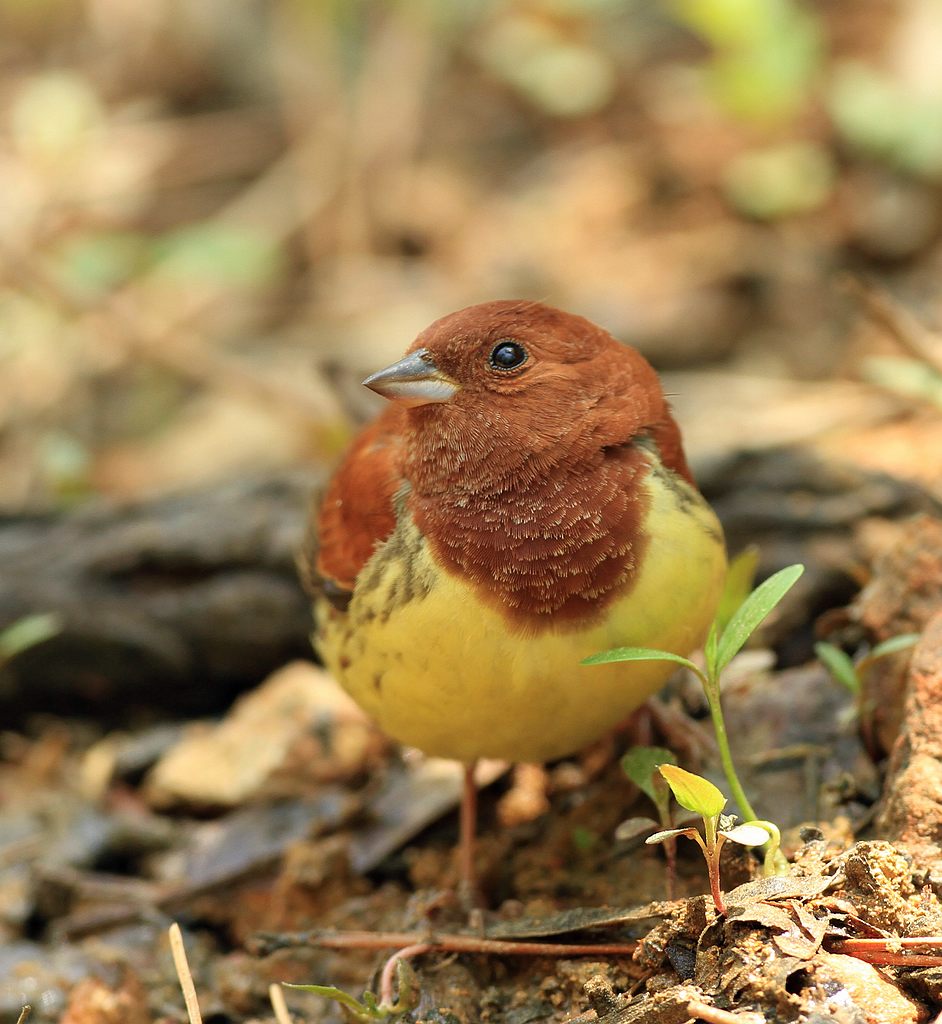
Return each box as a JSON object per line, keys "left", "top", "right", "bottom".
{"left": 719, "top": 823, "right": 772, "bottom": 847}
{"left": 714, "top": 545, "right": 760, "bottom": 634}
{"left": 868, "top": 634, "right": 920, "bottom": 660}
{"left": 715, "top": 564, "right": 804, "bottom": 672}
{"left": 645, "top": 826, "right": 699, "bottom": 846}
{"left": 622, "top": 746, "right": 677, "bottom": 804}
{"left": 658, "top": 764, "right": 726, "bottom": 818}
{"left": 283, "top": 984, "right": 376, "bottom": 1020}
{"left": 814, "top": 642, "right": 859, "bottom": 694}
{"left": 0, "top": 613, "right": 62, "bottom": 663}
{"left": 583, "top": 647, "right": 701, "bottom": 676}
{"left": 390, "top": 958, "right": 420, "bottom": 1014}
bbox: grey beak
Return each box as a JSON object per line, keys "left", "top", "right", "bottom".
{"left": 363, "top": 348, "right": 459, "bottom": 407}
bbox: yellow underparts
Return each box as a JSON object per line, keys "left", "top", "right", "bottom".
{"left": 315, "top": 463, "right": 727, "bottom": 764}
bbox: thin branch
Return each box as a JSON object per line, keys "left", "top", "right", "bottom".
{"left": 829, "top": 937, "right": 942, "bottom": 967}
{"left": 269, "top": 984, "right": 293, "bottom": 1024}
{"left": 687, "top": 1001, "right": 765, "bottom": 1024}
{"left": 169, "top": 922, "right": 203, "bottom": 1024}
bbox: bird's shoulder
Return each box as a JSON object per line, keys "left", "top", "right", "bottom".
{"left": 302, "top": 405, "right": 407, "bottom": 609}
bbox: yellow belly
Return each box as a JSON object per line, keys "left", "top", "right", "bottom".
{"left": 315, "top": 465, "right": 726, "bottom": 764}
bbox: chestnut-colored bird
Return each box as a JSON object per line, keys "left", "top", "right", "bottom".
{"left": 305, "top": 300, "right": 726, "bottom": 894}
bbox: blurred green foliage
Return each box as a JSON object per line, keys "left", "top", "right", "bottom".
{"left": 669, "top": 0, "right": 822, "bottom": 125}
{"left": 1, "top": 0, "right": 941, "bottom": 508}
{"left": 153, "top": 224, "right": 283, "bottom": 290}
{"left": 830, "top": 62, "right": 942, "bottom": 178}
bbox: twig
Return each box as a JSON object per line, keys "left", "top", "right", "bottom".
{"left": 252, "top": 927, "right": 637, "bottom": 959}
{"left": 268, "top": 983, "right": 293, "bottom": 1024}
{"left": 833, "top": 936, "right": 942, "bottom": 950}
{"left": 829, "top": 937, "right": 942, "bottom": 966}
{"left": 687, "top": 1001, "right": 764, "bottom": 1023}
{"left": 832, "top": 949, "right": 942, "bottom": 967}
{"left": 169, "top": 922, "right": 203, "bottom": 1024}
{"left": 15, "top": 1007, "right": 31, "bottom": 1024}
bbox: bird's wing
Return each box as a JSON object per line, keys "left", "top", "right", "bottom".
{"left": 648, "top": 412, "right": 695, "bottom": 486}
{"left": 300, "top": 405, "right": 406, "bottom": 610}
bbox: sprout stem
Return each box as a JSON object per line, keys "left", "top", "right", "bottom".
{"left": 704, "top": 686, "right": 756, "bottom": 823}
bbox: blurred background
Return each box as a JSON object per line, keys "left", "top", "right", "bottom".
{"left": 3, "top": 0, "right": 942, "bottom": 511}
{"left": 5, "top": 6, "right": 942, "bottom": 1019}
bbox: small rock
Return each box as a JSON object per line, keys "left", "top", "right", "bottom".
{"left": 0, "top": 941, "right": 102, "bottom": 1022}
{"left": 144, "top": 662, "right": 376, "bottom": 809}
{"left": 806, "top": 952, "right": 922, "bottom": 1024}
{"left": 152, "top": 792, "right": 357, "bottom": 890}
{"left": 59, "top": 972, "right": 149, "bottom": 1024}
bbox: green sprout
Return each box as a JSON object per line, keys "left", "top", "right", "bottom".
{"left": 285, "top": 957, "right": 420, "bottom": 1023}
{"left": 585, "top": 563, "right": 804, "bottom": 827}
{"left": 646, "top": 765, "right": 770, "bottom": 916}
{"left": 815, "top": 633, "right": 921, "bottom": 696}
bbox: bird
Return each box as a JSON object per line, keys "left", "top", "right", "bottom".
{"left": 303, "top": 299, "right": 726, "bottom": 899}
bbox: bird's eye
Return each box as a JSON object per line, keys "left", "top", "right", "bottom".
{"left": 489, "top": 340, "right": 527, "bottom": 371}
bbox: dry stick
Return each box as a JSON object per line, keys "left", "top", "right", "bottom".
{"left": 268, "top": 983, "right": 293, "bottom": 1024}
{"left": 15, "top": 1008, "right": 31, "bottom": 1024}
{"left": 687, "top": 1002, "right": 764, "bottom": 1024}
{"left": 255, "top": 928, "right": 637, "bottom": 958}
{"left": 829, "top": 935, "right": 942, "bottom": 966}
{"left": 829, "top": 949, "right": 942, "bottom": 967}
{"left": 169, "top": 922, "right": 203, "bottom": 1024}
{"left": 833, "top": 936, "right": 942, "bottom": 950}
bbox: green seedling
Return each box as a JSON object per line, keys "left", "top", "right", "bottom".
{"left": 621, "top": 746, "right": 680, "bottom": 897}
{"left": 286, "top": 958, "right": 420, "bottom": 1023}
{"left": 586, "top": 563, "right": 804, "bottom": 828}
{"left": 816, "top": 633, "right": 921, "bottom": 696}
{"left": 646, "top": 764, "right": 770, "bottom": 916}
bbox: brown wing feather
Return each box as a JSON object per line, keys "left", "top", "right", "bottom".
{"left": 649, "top": 412, "right": 694, "bottom": 485}
{"left": 301, "top": 405, "right": 406, "bottom": 606}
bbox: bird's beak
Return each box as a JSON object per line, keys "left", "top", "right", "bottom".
{"left": 363, "top": 348, "right": 459, "bottom": 407}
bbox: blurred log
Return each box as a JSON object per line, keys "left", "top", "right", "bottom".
{"left": 699, "top": 448, "right": 942, "bottom": 666}
{"left": 0, "top": 472, "right": 320, "bottom": 723}
{"left": 0, "top": 451, "right": 938, "bottom": 725}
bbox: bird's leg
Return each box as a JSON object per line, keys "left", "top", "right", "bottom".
{"left": 458, "top": 760, "right": 480, "bottom": 907}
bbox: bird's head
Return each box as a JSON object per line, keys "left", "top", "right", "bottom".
{"left": 363, "top": 300, "right": 683, "bottom": 487}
